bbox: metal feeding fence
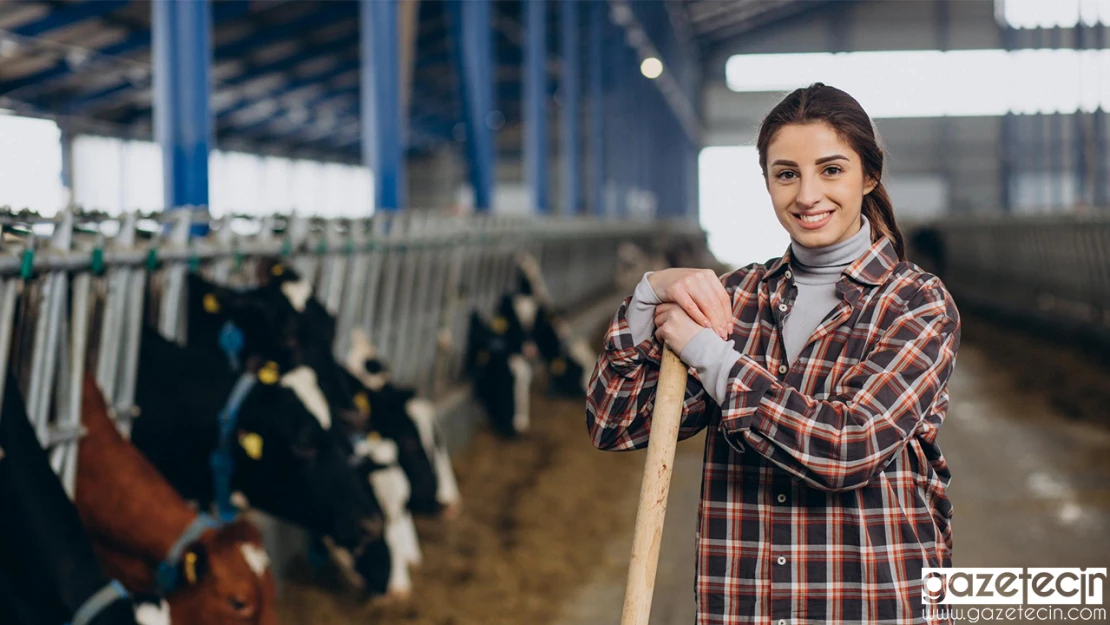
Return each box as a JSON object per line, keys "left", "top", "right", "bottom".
{"left": 908, "top": 213, "right": 1110, "bottom": 345}
{"left": 0, "top": 207, "right": 705, "bottom": 495}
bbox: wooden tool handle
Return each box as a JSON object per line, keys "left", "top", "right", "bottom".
{"left": 620, "top": 347, "right": 688, "bottom": 625}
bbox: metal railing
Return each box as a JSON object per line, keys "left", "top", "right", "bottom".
{"left": 906, "top": 213, "right": 1110, "bottom": 343}
{"left": 0, "top": 207, "right": 705, "bottom": 495}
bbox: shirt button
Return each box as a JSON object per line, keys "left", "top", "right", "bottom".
{"left": 777, "top": 556, "right": 786, "bottom": 565}
{"left": 784, "top": 270, "right": 792, "bottom": 279}
{"left": 778, "top": 365, "right": 788, "bottom": 375}
{"left": 778, "top": 303, "right": 788, "bottom": 312}
{"left": 777, "top": 494, "right": 787, "bottom": 503}
{"left": 779, "top": 620, "right": 787, "bottom": 625}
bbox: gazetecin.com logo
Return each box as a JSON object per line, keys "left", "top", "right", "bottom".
{"left": 922, "top": 568, "right": 1107, "bottom": 623}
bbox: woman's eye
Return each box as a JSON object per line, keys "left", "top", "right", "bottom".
{"left": 775, "top": 170, "right": 797, "bottom": 180}
{"left": 824, "top": 165, "right": 842, "bottom": 175}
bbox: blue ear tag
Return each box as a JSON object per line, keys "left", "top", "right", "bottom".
{"left": 219, "top": 321, "right": 245, "bottom": 371}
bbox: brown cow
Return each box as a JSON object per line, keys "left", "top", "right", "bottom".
{"left": 75, "top": 374, "right": 277, "bottom": 625}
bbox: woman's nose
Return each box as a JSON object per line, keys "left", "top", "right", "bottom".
{"left": 795, "top": 177, "right": 823, "bottom": 208}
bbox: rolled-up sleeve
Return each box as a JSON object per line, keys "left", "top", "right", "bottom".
{"left": 719, "top": 282, "right": 961, "bottom": 492}
{"left": 586, "top": 295, "right": 711, "bottom": 452}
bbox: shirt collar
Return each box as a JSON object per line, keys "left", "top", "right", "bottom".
{"left": 762, "top": 234, "right": 899, "bottom": 288}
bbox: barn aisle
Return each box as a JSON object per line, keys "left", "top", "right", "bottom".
{"left": 552, "top": 433, "right": 703, "bottom": 625}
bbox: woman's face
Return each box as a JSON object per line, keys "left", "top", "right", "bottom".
{"left": 764, "top": 122, "right": 876, "bottom": 249}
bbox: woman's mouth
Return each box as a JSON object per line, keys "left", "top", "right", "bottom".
{"left": 794, "top": 210, "right": 834, "bottom": 230}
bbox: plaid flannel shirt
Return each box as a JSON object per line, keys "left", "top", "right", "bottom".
{"left": 587, "top": 235, "right": 961, "bottom": 625}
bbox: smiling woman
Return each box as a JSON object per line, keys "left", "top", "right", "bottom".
{"left": 589, "top": 83, "right": 963, "bottom": 624}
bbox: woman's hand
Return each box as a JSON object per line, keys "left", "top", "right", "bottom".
{"left": 654, "top": 303, "right": 705, "bottom": 355}
{"left": 647, "top": 268, "right": 732, "bottom": 339}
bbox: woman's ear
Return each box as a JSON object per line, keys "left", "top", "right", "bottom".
{"left": 864, "top": 177, "right": 878, "bottom": 196}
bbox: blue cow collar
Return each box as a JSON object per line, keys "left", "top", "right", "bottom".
{"left": 154, "top": 513, "right": 220, "bottom": 595}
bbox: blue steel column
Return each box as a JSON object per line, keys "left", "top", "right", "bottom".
{"left": 153, "top": 0, "right": 212, "bottom": 212}
{"left": 59, "top": 125, "right": 73, "bottom": 206}
{"left": 1075, "top": 24, "right": 1090, "bottom": 206}
{"left": 1049, "top": 27, "right": 1065, "bottom": 208}
{"left": 602, "top": 15, "right": 619, "bottom": 218}
{"left": 523, "top": 0, "right": 548, "bottom": 213}
{"left": 632, "top": 56, "right": 645, "bottom": 216}
{"left": 1095, "top": 24, "right": 1108, "bottom": 208}
{"left": 450, "top": 0, "right": 496, "bottom": 212}
{"left": 361, "top": 0, "right": 405, "bottom": 211}
{"left": 1000, "top": 24, "right": 1015, "bottom": 212}
{"left": 617, "top": 36, "right": 633, "bottom": 217}
{"left": 588, "top": 0, "right": 605, "bottom": 216}
{"left": 560, "top": 0, "right": 581, "bottom": 215}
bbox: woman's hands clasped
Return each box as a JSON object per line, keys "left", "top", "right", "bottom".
{"left": 647, "top": 268, "right": 732, "bottom": 353}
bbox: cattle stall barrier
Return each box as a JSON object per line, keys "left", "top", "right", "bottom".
{"left": 905, "top": 213, "right": 1110, "bottom": 348}
{"left": 0, "top": 207, "right": 705, "bottom": 497}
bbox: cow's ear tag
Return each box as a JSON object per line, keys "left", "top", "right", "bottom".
{"left": 184, "top": 551, "right": 199, "bottom": 585}
{"left": 551, "top": 357, "right": 567, "bottom": 376}
{"left": 353, "top": 392, "right": 371, "bottom": 419}
{"left": 257, "top": 362, "right": 280, "bottom": 385}
{"left": 202, "top": 293, "right": 221, "bottom": 314}
{"left": 476, "top": 350, "right": 490, "bottom": 366}
{"left": 491, "top": 316, "right": 509, "bottom": 335}
{"left": 271, "top": 264, "right": 285, "bottom": 277}
{"left": 239, "top": 431, "right": 264, "bottom": 460}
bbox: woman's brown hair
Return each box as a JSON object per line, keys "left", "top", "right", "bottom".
{"left": 756, "top": 83, "right": 906, "bottom": 261}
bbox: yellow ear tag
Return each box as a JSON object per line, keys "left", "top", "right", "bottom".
{"left": 365, "top": 431, "right": 382, "bottom": 443}
{"left": 491, "top": 316, "right": 509, "bottom": 335}
{"left": 551, "top": 357, "right": 567, "bottom": 376}
{"left": 184, "top": 551, "right": 199, "bottom": 585}
{"left": 271, "top": 264, "right": 285, "bottom": 277}
{"left": 239, "top": 431, "right": 264, "bottom": 460}
{"left": 202, "top": 293, "right": 221, "bottom": 314}
{"left": 257, "top": 362, "right": 280, "bottom": 385}
{"left": 476, "top": 350, "right": 490, "bottom": 366}
{"left": 353, "top": 392, "right": 371, "bottom": 419}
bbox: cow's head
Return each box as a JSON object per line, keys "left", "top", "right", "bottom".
{"left": 346, "top": 328, "right": 391, "bottom": 392}
{"left": 166, "top": 520, "right": 277, "bottom": 625}
{"left": 187, "top": 271, "right": 364, "bottom": 429}
{"left": 94, "top": 520, "right": 276, "bottom": 625}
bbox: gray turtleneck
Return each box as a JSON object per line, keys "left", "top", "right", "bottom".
{"left": 625, "top": 214, "right": 872, "bottom": 406}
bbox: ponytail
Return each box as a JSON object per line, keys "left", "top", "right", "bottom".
{"left": 863, "top": 183, "right": 906, "bottom": 261}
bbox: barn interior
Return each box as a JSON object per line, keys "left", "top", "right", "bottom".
{"left": 0, "top": 1, "right": 1108, "bottom": 624}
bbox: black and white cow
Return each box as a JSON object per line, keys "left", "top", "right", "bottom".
{"left": 346, "top": 329, "right": 462, "bottom": 518}
{"left": 0, "top": 373, "right": 138, "bottom": 625}
{"left": 186, "top": 269, "right": 423, "bottom": 587}
{"left": 500, "top": 268, "right": 596, "bottom": 397}
{"left": 465, "top": 310, "right": 533, "bottom": 437}
{"left": 130, "top": 325, "right": 399, "bottom": 597}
